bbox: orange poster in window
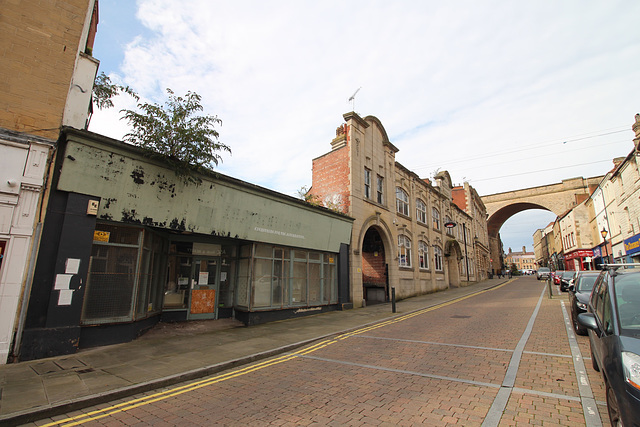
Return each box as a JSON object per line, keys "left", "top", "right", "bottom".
{"left": 190, "top": 289, "right": 216, "bottom": 314}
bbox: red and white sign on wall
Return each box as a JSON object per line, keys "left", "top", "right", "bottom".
{"left": 564, "top": 249, "right": 593, "bottom": 260}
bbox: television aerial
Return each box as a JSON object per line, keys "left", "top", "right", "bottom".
{"left": 348, "top": 87, "right": 361, "bottom": 111}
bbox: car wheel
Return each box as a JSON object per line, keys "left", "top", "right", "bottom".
{"left": 606, "top": 380, "right": 623, "bottom": 427}
{"left": 572, "top": 312, "right": 586, "bottom": 336}
{"left": 591, "top": 346, "right": 599, "bottom": 372}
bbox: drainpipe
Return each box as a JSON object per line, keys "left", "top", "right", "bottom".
{"left": 463, "top": 223, "right": 469, "bottom": 282}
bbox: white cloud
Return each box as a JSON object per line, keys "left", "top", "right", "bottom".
{"left": 90, "top": 0, "right": 640, "bottom": 248}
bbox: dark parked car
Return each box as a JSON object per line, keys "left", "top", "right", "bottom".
{"left": 568, "top": 271, "right": 600, "bottom": 335}
{"left": 536, "top": 267, "right": 551, "bottom": 280}
{"left": 578, "top": 264, "right": 640, "bottom": 426}
{"left": 560, "top": 270, "right": 576, "bottom": 292}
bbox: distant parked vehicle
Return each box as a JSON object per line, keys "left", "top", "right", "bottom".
{"left": 553, "top": 270, "right": 566, "bottom": 286}
{"left": 568, "top": 271, "right": 600, "bottom": 335}
{"left": 536, "top": 267, "right": 550, "bottom": 280}
{"left": 560, "top": 271, "right": 576, "bottom": 292}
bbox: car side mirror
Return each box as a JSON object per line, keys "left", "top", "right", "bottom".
{"left": 577, "top": 313, "right": 598, "bottom": 332}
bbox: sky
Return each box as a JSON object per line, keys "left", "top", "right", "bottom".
{"left": 89, "top": 0, "right": 640, "bottom": 253}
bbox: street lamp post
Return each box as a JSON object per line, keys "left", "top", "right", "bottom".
{"left": 601, "top": 227, "right": 609, "bottom": 265}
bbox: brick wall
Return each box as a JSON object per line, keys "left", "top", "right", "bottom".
{"left": 452, "top": 186, "right": 468, "bottom": 211}
{"left": 311, "top": 145, "right": 351, "bottom": 213}
{"left": 362, "top": 251, "right": 386, "bottom": 284}
{"left": 0, "top": 0, "right": 90, "bottom": 139}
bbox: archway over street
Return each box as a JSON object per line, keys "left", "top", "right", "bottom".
{"left": 481, "top": 176, "right": 603, "bottom": 271}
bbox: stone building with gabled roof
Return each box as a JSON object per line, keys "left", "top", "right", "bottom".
{"left": 311, "top": 112, "right": 489, "bottom": 307}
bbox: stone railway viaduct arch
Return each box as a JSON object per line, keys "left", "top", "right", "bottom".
{"left": 480, "top": 176, "right": 604, "bottom": 271}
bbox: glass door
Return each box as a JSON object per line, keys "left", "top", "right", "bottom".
{"left": 188, "top": 258, "right": 219, "bottom": 319}
{"left": 217, "top": 257, "right": 235, "bottom": 318}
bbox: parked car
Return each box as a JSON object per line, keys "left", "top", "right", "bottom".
{"left": 560, "top": 270, "right": 576, "bottom": 292}
{"left": 553, "top": 270, "right": 565, "bottom": 286}
{"left": 536, "top": 267, "right": 550, "bottom": 280}
{"left": 568, "top": 271, "right": 600, "bottom": 335}
{"left": 578, "top": 264, "right": 640, "bottom": 426}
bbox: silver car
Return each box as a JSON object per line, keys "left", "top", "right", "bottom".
{"left": 536, "top": 267, "right": 551, "bottom": 280}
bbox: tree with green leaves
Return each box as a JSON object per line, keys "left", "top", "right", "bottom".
{"left": 296, "top": 186, "right": 344, "bottom": 213}
{"left": 121, "top": 89, "right": 230, "bottom": 171}
{"left": 92, "top": 72, "right": 138, "bottom": 109}
{"left": 296, "top": 185, "right": 322, "bottom": 205}
{"left": 509, "top": 263, "right": 520, "bottom": 275}
{"left": 91, "top": 73, "right": 230, "bottom": 178}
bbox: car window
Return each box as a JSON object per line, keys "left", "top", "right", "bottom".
{"left": 592, "top": 274, "right": 607, "bottom": 318}
{"left": 602, "top": 291, "right": 614, "bottom": 335}
{"left": 576, "top": 275, "right": 597, "bottom": 293}
{"left": 614, "top": 274, "right": 640, "bottom": 331}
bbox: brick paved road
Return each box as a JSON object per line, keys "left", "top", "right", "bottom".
{"left": 26, "top": 277, "right": 607, "bottom": 426}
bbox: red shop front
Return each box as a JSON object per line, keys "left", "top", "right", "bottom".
{"left": 564, "top": 249, "right": 594, "bottom": 271}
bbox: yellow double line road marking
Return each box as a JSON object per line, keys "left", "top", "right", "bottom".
{"left": 44, "top": 280, "right": 513, "bottom": 426}
{"left": 41, "top": 342, "right": 330, "bottom": 426}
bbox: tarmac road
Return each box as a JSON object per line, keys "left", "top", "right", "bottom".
{"left": 20, "top": 276, "right": 608, "bottom": 426}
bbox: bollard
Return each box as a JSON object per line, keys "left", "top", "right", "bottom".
{"left": 392, "top": 287, "right": 396, "bottom": 313}
{"left": 547, "top": 277, "right": 553, "bottom": 299}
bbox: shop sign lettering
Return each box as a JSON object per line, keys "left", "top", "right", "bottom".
{"left": 624, "top": 234, "right": 640, "bottom": 255}
{"left": 254, "top": 227, "right": 305, "bottom": 240}
{"left": 565, "top": 249, "right": 593, "bottom": 260}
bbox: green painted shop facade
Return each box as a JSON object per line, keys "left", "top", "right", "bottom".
{"left": 18, "top": 128, "right": 353, "bottom": 360}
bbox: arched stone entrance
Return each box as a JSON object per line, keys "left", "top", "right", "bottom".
{"left": 487, "top": 203, "right": 552, "bottom": 273}
{"left": 445, "top": 239, "right": 463, "bottom": 287}
{"left": 361, "top": 227, "right": 388, "bottom": 304}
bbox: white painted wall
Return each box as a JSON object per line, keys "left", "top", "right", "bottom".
{"left": 0, "top": 138, "right": 51, "bottom": 364}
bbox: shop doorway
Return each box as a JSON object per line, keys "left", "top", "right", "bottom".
{"left": 188, "top": 257, "right": 219, "bottom": 319}
{"left": 445, "top": 240, "right": 462, "bottom": 288}
{"left": 361, "top": 227, "right": 388, "bottom": 304}
{"left": 217, "top": 257, "right": 235, "bottom": 318}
